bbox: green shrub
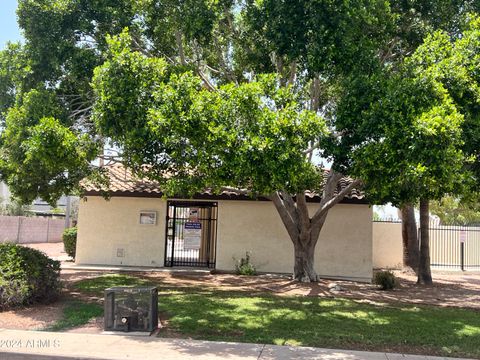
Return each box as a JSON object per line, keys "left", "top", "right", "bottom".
{"left": 373, "top": 270, "right": 398, "bottom": 290}
{"left": 235, "top": 252, "right": 257, "bottom": 276}
{"left": 63, "top": 227, "right": 77, "bottom": 259}
{"left": 0, "top": 243, "right": 61, "bottom": 309}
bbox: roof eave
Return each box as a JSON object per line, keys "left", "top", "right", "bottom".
{"left": 82, "top": 190, "right": 369, "bottom": 205}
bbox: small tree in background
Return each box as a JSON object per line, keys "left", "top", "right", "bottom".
{"left": 0, "top": 197, "right": 31, "bottom": 216}
{"left": 431, "top": 196, "right": 480, "bottom": 226}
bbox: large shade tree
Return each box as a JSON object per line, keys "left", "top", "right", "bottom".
{"left": 0, "top": 1, "right": 478, "bottom": 282}
{"left": 336, "top": 16, "right": 480, "bottom": 284}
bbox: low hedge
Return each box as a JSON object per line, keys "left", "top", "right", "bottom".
{"left": 0, "top": 243, "right": 61, "bottom": 310}
{"left": 63, "top": 227, "right": 77, "bottom": 259}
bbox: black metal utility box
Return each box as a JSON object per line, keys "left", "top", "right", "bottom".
{"left": 104, "top": 286, "right": 158, "bottom": 332}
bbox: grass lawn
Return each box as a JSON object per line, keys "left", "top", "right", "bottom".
{"left": 45, "top": 301, "right": 103, "bottom": 331}
{"left": 71, "top": 274, "right": 480, "bottom": 358}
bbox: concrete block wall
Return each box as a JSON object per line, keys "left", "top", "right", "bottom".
{"left": 0, "top": 216, "right": 65, "bottom": 244}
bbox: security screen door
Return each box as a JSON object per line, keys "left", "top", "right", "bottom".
{"left": 164, "top": 201, "right": 218, "bottom": 268}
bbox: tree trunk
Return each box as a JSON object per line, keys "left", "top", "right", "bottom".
{"left": 417, "top": 198, "right": 433, "bottom": 285}
{"left": 292, "top": 231, "right": 322, "bottom": 282}
{"left": 269, "top": 174, "right": 361, "bottom": 283}
{"left": 400, "top": 204, "right": 419, "bottom": 272}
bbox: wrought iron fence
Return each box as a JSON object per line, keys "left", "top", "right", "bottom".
{"left": 164, "top": 201, "right": 218, "bottom": 268}
{"left": 373, "top": 218, "right": 480, "bottom": 271}
{"left": 428, "top": 226, "right": 480, "bottom": 271}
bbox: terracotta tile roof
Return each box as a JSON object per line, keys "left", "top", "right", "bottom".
{"left": 83, "top": 163, "right": 365, "bottom": 201}
{"left": 85, "top": 164, "right": 162, "bottom": 195}
{"left": 306, "top": 173, "right": 364, "bottom": 200}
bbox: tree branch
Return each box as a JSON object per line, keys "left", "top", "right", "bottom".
{"left": 98, "top": 154, "right": 123, "bottom": 160}
{"left": 310, "top": 211, "right": 328, "bottom": 248}
{"left": 320, "top": 170, "right": 342, "bottom": 206}
{"left": 380, "top": 36, "right": 400, "bottom": 65}
{"left": 311, "top": 170, "right": 341, "bottom": 224}
{"left": 270, "top": 191, "right": 299, "bottom": 241}
{"left": 68, "top": 105, "right": 94, "bottom": 120}
{"left": 295, "top": 191, "right": 311, "bottom": 232}
{"left": 197, "top": 69, "right": 217, "bottom": 91}
{"left": 279, "top": 190, "right": 299, "bottom": 225}
{"left": 216, "top": 48, "right": 237, "bottom": 83}
{"left": 175, "top": 30, "right": 186, "bottom": 66}
{"left": 310, "top": 75, "right": 320, "bottom": 112}
{"left": 312, "top": 177, "right": 362, "bottom": 224}
{"left": 204, "top": 63, "right": 222, "bottom": 74}
{"left": 304, "top": 130, "right": 344, "bottom": 156}
{"left": 287, "top": 62, "right": 297, "bottom": 86}
{"left": 275, "top": 55, "right": 286, "bottom": 87}
{"left": 303, "top": 140, "right": 321, "bottom": 155}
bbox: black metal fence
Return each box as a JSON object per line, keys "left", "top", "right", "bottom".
{"left": 373, "top": 219, "right": 480, "bottom": 271}
{"left": 164, "top": 201, "right": 218, "bottom": 268}
{"left": 428, "top": 226, "right": 480, "bottom": 271}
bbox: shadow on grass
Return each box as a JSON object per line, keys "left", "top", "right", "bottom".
{"left": 156, "top": 289, "right": 480, "bottom": 358}
{"left": 70, "top": 273, "right": 480, "bottom": 359}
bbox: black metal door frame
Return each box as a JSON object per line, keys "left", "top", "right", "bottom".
{"left": 164, "top": 200, "right": 218, "bottom": 268}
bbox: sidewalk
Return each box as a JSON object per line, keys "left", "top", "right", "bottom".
{"left": 0, "top": 329, "right": 471, "bottom": 360}
{"left": 60, "top": 262, "right": 212, "bottom": 273}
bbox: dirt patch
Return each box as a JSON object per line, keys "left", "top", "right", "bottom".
{"left": 137, "top": 269, "right": 480, "bottom": 309}
{"left": 1, "top": 268, "right": 479, "bottom": 334}
{"left": 61, "top": 267, "right": 480, "bottom": 315}
{"left": 28, "top": 242, "right": 480, "bottom": 310}
{"left": 0, "top": 301, "right": 65, "bottom": 331}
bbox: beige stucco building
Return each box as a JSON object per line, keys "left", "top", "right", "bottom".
{"left": 372, "top": 222, "right": 403, "bottom": 269}
{"left": 77, "top": 165, "right": 373, "bottom": 282}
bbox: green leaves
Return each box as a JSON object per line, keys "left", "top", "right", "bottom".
{"left": 0, "top": 90, "right": 98, "bottom": 205}
{"left": 338, "top": 16, "right": 480, "bottom": 206}
{"left": 1, "top": 0, "right": 479, "bottom": 207}
{"left": 93, "top": 30, "right": 169, "bottom": 139}
{"left": 92, "top": 32, "right": 326, "bottom": 196}
{"left": 0, "top": 43, "right": 31, "bottom": 121}
{"left": 431, "top": 195, "right": 480, "bottom": 226}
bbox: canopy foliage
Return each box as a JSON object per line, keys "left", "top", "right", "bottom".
{"left": 0, "top": 1, "right": 478, "bottom": 206}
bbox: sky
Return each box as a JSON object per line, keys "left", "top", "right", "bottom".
{"left": 1, "top": 0, "right": 22, "bottom": 49}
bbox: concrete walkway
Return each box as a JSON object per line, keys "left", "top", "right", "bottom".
{"left": 0, "top": 329, "right": 471, "bottom": 360}
{"left": 61, "top": 262, "right": 212, "bottom": 273}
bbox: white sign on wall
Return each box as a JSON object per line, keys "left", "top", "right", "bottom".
{"left": 184, "top": 222, "right": 202, "bottom": 250}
